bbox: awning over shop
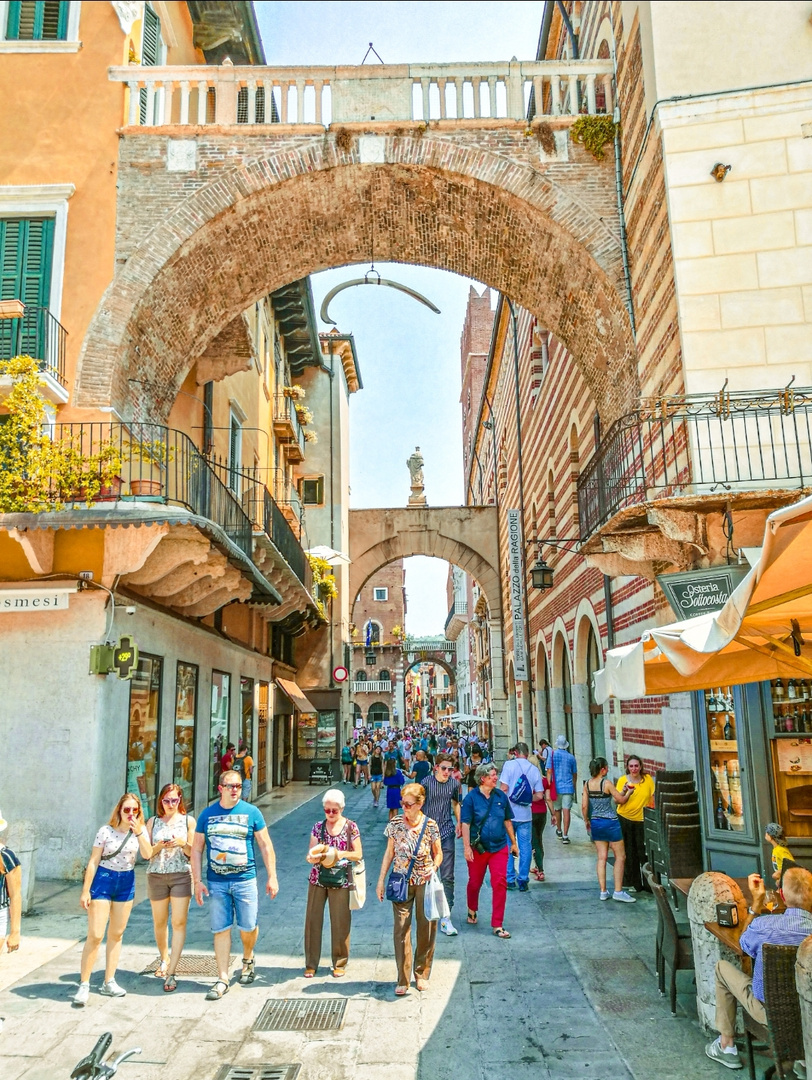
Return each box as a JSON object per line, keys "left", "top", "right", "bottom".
{"left": 275, "top": 677, "right": 318, "bottom": 714}
{"left": 595, "top": 494, "right": 812, "bottom": 702}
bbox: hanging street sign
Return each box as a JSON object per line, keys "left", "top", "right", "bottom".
{"left": 507, "top": 509, "right": 529, "bottom": 680}
{"left": 113, "top": 635, "right": 139, "bottom": 680}
{"left": 657, "top": 565, "right": 751, "bottom": 621}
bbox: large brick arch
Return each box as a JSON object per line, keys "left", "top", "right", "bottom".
{"left": 75, "top": 131, "right": 638, "bottom": 424}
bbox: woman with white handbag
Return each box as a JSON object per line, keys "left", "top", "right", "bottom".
{"left": 303, "top": 789, "right": 363, "bottom": 979}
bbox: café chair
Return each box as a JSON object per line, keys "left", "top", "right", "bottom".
{"left": 650, "top": 878, "right": 694, "bottom": 1011}
{"left": 742, "top": 943, "right": 804, "bottom": 1080}
{"left": 656, "top": 769, "right": 695, "bottom": 784}
{"left": 666, "top": 822, "right": 703, "bottom": 881}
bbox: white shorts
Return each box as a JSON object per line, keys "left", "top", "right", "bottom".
{"left": 0, "top": 905, "right": 8, "bottom": 939}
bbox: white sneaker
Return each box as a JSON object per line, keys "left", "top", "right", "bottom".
{"left": 600, "top": 890, "right": 610, "bottom": 901}
{"left": 705, "top": 1036, "right": 743, "bottom": 1070}
{"left": 73, "top": 982, "right": 90, "bottom": 1006}
{"left": 100, "top": 979, "right": 126, "bottom": 997}
{"left": 613, "top": 890, "right": 637, "bottom": 904}
{"left": 440, "top": 918, "right": 458, "bottom": 936}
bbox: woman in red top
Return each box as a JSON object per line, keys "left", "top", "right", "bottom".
{"left": 530, "top": 762, "right": 556, "bottom": 882}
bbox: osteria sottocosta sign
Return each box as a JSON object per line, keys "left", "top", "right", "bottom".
{"left": 657, "top": 566, "right": 750, "bottom": 620}
{"left": 0, "top": 587, "right": 74, "bottom": 612}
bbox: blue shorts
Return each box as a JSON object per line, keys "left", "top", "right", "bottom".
{"left": 90, "top": 866, "right": 136, "bottom": 903}
{"left": 208, "top": 877, "right": 259, "bottom": 934}
{"left": 590, "top": 817, "right": 623, "bottom": 843}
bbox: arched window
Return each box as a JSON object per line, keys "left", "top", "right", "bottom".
{"left": 561, "top": 647, "right": 573, "bottom": 749}
{"left": 355, "top": 671, "right": 367, "bottom": 683}
{"left": 536, "top": 646, "right": 551, "bottom": 744}
{"left": 547, "top": 469, "right": 556, "bottom": 537}
{"left": 363, "top": 620, "right": 382, "bottom": 645}
{"left": 569, "top": 424, "right": 580, "bottom": 534}
{"left": 595, "top": 39, "right": 611, "bottom": 113}
{"left": 368, "top": 702, "right": 390, "bottom": 728}
{"left": 586, "top": 626, "right": 606, "bottom": 758}
{"left": 379, "top": 669, "right": 391, "bottom": 682}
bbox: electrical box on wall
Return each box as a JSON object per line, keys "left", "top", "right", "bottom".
{"left": 89, "top": 644, "right": 115, "bottom": 675}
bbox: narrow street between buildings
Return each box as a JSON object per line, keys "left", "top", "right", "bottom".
{"left": 0, "top": 785, "right": 739, "bottom": 1080}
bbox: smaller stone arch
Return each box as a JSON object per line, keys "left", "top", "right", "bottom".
{"left": 573, "top": 601, "right": 607, "bottom": 761}
{"left": 551, "top": 623, "right": 574, "bottom": 750}
{"left": 367, "top": 702, "right": 390, "bottom": 728}
{"left": 534, "top": 634, "right": 552, "bottom": 746}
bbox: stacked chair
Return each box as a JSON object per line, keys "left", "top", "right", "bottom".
{"left": 644, "top": 770, "right": 704, "bottom": 888}
{"left": 743, "top": 944, "right": 804, "bottom": 1080}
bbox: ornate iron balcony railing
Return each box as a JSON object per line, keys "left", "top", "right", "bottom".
{"left": 0, "top": 304, "right": 66, "bottom": 386}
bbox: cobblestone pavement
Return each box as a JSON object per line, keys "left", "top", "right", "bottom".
{"left": 0, "top": 784, "right": 746, "bottom": 1080}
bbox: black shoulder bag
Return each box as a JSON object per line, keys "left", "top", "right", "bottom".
{"left": 469, "top": 794, "right": 498, "bottom": 854}
{"left": 317, "top": 820, "right": 350, "bottom": 888}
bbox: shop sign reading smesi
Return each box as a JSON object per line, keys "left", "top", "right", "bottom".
{"left": 0, "top": 587, "right": 73, "bottom": 612}
{"left": 507, "top": 510, "right": 528, "bottom": 681}
{"left": 657, "top": 565, "right": 751, "bottom": 620}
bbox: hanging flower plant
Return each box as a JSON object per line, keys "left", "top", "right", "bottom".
{"left": 295, "top": 404, "right": 313, "bottom": 425}
{"left": 303, "top": 429, "right": 318, "bottom": 444}
{"left": 283, "top": 384, "right": 306, "bottom": 401}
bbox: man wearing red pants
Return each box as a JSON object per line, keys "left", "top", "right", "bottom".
{"left": 460, "top": 763, "right": 519, "bottom": 939}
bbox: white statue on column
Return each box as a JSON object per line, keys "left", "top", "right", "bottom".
{"left": 407, "top": 446, "right": 427, "bottom": 506}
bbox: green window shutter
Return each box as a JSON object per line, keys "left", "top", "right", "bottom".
{"left": 139, "top": 5, "right": 162, "bottom": 124}
{"left": 6, "top": 1, "right": 69, "bottom": 41}
{"left": 0, "top": 218, "right": 54, "bottom": 359}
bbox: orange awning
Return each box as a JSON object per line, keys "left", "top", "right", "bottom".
{"left": 275, "top": 677, "right": 318, "bottom": 713}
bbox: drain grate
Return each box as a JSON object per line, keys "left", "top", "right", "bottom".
{"left": 253, "top": 998, "right": 347, "bottom": 1032}
{"left": 141, "top": 953, "right": 234, "bottom": 976}
{"left": 214, "top": 1068, "right": 300, "bottom": 1080}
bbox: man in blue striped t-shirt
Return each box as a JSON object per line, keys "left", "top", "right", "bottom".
{"left": 706, "top": 866, "right": 812, "bottom": 1071}
{"left": 421, "top": 754, "right": 462, "bottom": 937}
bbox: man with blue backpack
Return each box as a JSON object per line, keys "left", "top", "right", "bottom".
{"left": 499, "top": 743, "right": 544, "bottom": 892}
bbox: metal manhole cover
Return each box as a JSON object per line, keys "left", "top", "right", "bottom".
{"left": 214, "top": 1067, "right": 301, "bottom": 1080}
{"left": 253, "top": 998, "right": 347, "bottom": 1032}
{"left": 141, "top": 953, "right": 234, "bottom": 976}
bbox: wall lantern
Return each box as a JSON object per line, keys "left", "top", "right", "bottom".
{"left": 531, "top": 558, "right": 554, "bottom": 590}
{"left": 365, "top": 650, "right": 377, "bottom": 666}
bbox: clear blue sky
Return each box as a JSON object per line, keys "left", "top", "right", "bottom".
{"left": 254, "top": 2, "right": 543, "bottom": 632}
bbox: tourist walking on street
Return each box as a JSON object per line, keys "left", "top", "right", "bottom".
{"left": 581, "top": 758, "right": 636, "bottom": 903}
{"left": 355, "top": 738, "right": 371, "bottom": 787}
{"left": 411, "top": 749, "right": 432, "bottom": 783}
{"left": 370, "top": 745, "right": 384, "bottom": 808}
{"left": 463, "top": 746, "right": 484, "bottom": 790}
{"left": 528, "top": 751, "right": 555, "bottom": 882}
{"left": 461, "top": 763, "right": 518, "bottom": 938}
{"left": 0, "top": 808, "right": 21, "bottom": 956}
{"left": 341, "top": 740, "right": 355, "bottom": 783}
{"left": 500, "top": 742, "right": 544, "bottom": 892}
{"left": 421, "top": 753, "right": 462, "bottom": 936}
{"left": 304, "top": 789, "right": 363, "bottom": 978}
{"left": 233, "top": 743, "right": 254, "bottom": 802}
{"left": 615, "top": 756, "right": 655, "bottom": 893}
{"left": 145, "top": 784, "right": 195, "bottom": 991}
{"left": 383, "top": 757, "right": 408, "bottom": 819}
{"left": 376, "top": 783, "right": 442, "bottom": 995}
{"left": 549, "top": 735, "right": 578, "bottom": 844}
{"left": 73, "top": 794, "right": 154, "bottom": 1005}
{"left": 192, "top": 769, "right": 279, "bottom": 1000}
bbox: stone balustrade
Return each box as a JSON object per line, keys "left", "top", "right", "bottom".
{"left": 352, "top": 680, "right": 392, "bottom": 693}
{"left": 109, "top": 59, "right": 614, "bottom": 128}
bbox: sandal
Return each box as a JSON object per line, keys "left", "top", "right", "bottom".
{"left": 154, "top": 959, "right": 169, "bottom": 979}
{"left": 205, "top": 978, "right": 230, "bottom": 1000}
{"left": 415, "top": 978, "right": 429, "bottom": 991}
{"left": 304, "top": 969, "right": 316, "bottom": 979}
{"left": 492, "top": 927, "right": 511, "bottom": 939}
{"left": 395, "top": 985, "right": 409, "bottom": 996}
{"left": 467, "top": 909, "right": 478, "bottom": 925}
{"left": 163, "top": 973, "right": 177, "bottom": 993}
{"left": 332, "top": 969, "right": 346, "bottom": 978}
{"left": 239, "top": 958, "right": 256, "bottom": 985}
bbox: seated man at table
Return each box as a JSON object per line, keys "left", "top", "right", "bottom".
{"left": 706, "top": 866, "right": 812, "bottom": 1070}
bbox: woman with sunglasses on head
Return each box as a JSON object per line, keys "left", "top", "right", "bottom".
{"left": 145, "top": 784, "right": 196, "bottom": 991}
{"left": 73, "top": 794, "right": 153, "bottom": 1005}
{"left": 303, "top": 788, "right": 363, "bottom": 978}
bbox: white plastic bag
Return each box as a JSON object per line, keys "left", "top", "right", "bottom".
{"left": 423, "top": 869, "right": 450, "bottom": 921}
{"left": 350, "top": 859, "right": 366, "bottom": 910}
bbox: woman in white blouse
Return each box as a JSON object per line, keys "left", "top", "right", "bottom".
{"left": 145, "top": 784, "right": 196, "bottom": 991}
{"left": 73, "top": 794, "right": 153, "bottom": 1006}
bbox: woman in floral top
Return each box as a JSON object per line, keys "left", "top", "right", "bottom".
{"left": 303, "top": 789, "right": 363, "bottom": 978}
{"left": 377, "top": 782, "right": 443, "bottom": 996}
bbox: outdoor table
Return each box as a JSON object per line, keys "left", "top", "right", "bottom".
{"left": 671, "top": 876, "right": 754, "bottom": 904}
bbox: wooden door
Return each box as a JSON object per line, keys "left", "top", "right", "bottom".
{"left": 257, "top": 682, "right": 268, "bottom": 795}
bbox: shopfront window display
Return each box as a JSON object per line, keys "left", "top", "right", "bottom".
{"left": 174, "top": 662, "right": 198, "bottom": 808}
{"left": 127, "top": 655, "right": 163, "bottom": 818}
{"left": 704, "top": 685, "right": 747, "bottom": 833}
{"left": 209, "top": 671, "right": 231, "bottom": 800}
{"left": 240, "top": 676, "right": 254, "bottom": 756}
{"left": 769, "top": 678, "right": 812, "bottom": 840}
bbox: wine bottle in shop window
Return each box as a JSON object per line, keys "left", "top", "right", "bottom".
{"left": 789, "top": 679, "right": 798, "bottom": 700}
{"left": 723, "top": 716, "right": 733, "bottom": 740}
{"left": 724, "top": 688, "right": 734, "bottom": 712}
{"left": 715, "top": 797, "right": 729, "bottom": 830}
{"left": 710, "top": 716, "right": 721, "bottom": 739}
{"left": 785, "top": 711, "right": 796, "bottom": 733}
{"left": 774, "top": 680, "right": 785, "bottom": 701}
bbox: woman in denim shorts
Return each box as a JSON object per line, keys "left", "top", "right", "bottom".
{"left": 73, "top": 794, "right": 153, "bottom": 1006}
{"left": 145, "top": 784, "right": 196, "bottom": 992}
{"left": 581, "top": 758, "right": 636, "bottom": 905}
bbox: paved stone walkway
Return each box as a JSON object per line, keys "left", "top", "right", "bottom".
{"left": 0, "top": 784, "right": 743, "bottom": 1079}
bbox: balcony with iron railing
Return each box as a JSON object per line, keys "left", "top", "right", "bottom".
{"left": 404, "top": 637, "right": 456, "bottom": 655}
{"left": 352, "top": 680, "right": 392, "bottom": 694}
{"left": 0, "top": 302, "right": 67, "bottom": 401}
{"left": 109, "top": 58, "right": 614, "bottom": 129}
{"left": 577, "top": 385, "right": 812, "bottom": 545}
{"left": 272, "top": 393, "right": 306, "bottom": 462}
{"left": 444, "top": 599, "right": 468, "bottom": 640}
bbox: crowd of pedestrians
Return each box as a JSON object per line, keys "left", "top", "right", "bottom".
{"left": 0, "top": 724, "right": 667, "bottom": 1005}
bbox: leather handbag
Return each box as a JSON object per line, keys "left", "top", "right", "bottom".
{"left": 386, "top": 816, "right": 428, "bottom": 902}
{"left": 317, "top": 821, "right": 349, "bottom": 888}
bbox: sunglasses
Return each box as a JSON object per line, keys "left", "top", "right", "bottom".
{"left": 163, "top": 797, "right": 180, "bottom": 805}
{"left": 221, "top": 783, "right": 242, "bottom": 790}
{"left": 123, "top": 807, "right": 141, "bottom": 815}
{"left": 324, "top": 807, "right": 341, "bottom": 815}
{"left": 438, "top": 765, "right": 452, "bottom": 772}
{"left": 402, "top": 801, "right": 420, "bottom": 809}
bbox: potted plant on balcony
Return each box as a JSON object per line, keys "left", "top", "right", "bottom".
{"left": 303, "top": 429, "right": 318, "bottom": 444}
{"left": 307, "top": 553, "right": 337, "bottom": 621}
{"left": 282, "top": 384, "right": 306, "bottom": 401}
{"left": 294, "top": 404, "right": 313, "bottom": 426}
{"left": 124, "top": 431, "right": 175, "bottom": 497}
{"left": 0, "top": 356, "right": 122, "bottom": 511}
